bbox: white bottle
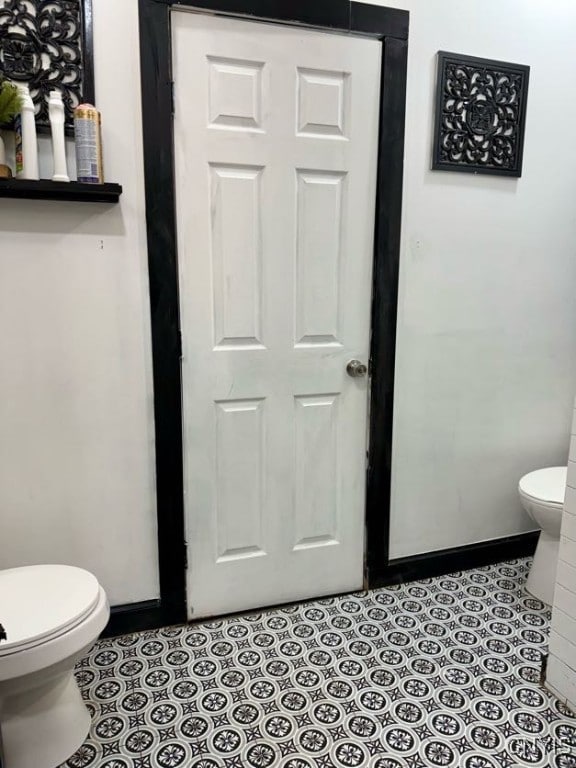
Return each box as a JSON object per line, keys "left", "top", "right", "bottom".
{"left": 15, "top": 84, "right": 39, "bottom": 180}
{"left": 48, "top": 90, "right": 69, "bottom": 182}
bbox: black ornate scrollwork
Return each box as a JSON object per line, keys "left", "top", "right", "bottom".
{"left": 0, "top": 0, "right": 94, "bottom": 133}
{"left": 432, "top": 52, "right": 530, "bottom": 177}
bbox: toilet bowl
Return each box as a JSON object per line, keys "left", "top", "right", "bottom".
{"left": 0, "top": 565, "right": 109, "bottom": 768}
{"left": 518, "top": 466, "right": 567, "bottom": 606}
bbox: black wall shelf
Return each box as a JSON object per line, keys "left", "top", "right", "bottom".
{"left": 0, "top": 179, "right": 122, "bottom": 203}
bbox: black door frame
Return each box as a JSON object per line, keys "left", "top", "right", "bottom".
{"left": 135, "top": 0, "right": 409, "bottom": 632}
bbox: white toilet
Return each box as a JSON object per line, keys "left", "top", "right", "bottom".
{"left": 518, "top": 466, "right": 567, "bottom": 606}
{"left": 0, "top": 565, "right": 109, "bottom": 768}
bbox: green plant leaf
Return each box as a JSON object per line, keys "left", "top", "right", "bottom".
{"left": 0, "top": 76, "right": 23, "bottom": 127}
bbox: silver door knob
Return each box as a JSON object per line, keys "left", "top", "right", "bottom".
{"left": 346, "top": 359, "right": 368, "bottom": 378}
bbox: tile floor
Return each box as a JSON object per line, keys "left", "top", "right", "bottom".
{"left": 60, "top": 558, "right": 576, "bottom": 768}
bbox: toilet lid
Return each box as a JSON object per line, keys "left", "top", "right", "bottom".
{"left": 518, "top": 466, "right": 567, "bottom": 504}
{"left": 0, "top": 565, "right": 100, "bottom": 655}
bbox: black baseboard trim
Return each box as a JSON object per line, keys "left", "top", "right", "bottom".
{"left": 370, "top": 531, "right": 540, "bottom": 589}
{"left": 101, "top": 599, "right": 168, "bottom": 638}
{"left": 101, "top": 533, "right": 539, "bottom": 637}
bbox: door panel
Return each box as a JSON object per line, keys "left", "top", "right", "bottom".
{"left": 210, "top": 163, "right": 264, "bottom": 349}
{"left": 295, "top": 170, "right": 346, "bottom": 346}
{"left": 215, "top": 398, "right": 265, "bottom": 562}
{"left": 207, "top": 56, "right": 264, "bottom": 132}
{"left": 297, "top": 68, "right": 349, "bottom": 138}
{"left": 294, "top": 394, "right": 340, "bottom": 550}
{"left": 172, "top": 11, "right": 381, "bottom": 618}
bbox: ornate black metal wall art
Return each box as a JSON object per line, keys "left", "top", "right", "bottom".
{"left": 0, "top": 0, "right": 94, "bottom": 134}
{"left": 432, "top": 51, "right": 530, "bottom": 177}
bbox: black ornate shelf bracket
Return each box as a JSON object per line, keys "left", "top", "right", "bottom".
{"left": 432, "top": 51, "right": 530, "bottom": 178}
{"left": 0, "top": 0, "right": 95, "bottom": 135}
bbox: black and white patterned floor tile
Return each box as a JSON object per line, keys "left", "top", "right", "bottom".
{"left": 60, "top": 558, "right": 576, "bottom": 768}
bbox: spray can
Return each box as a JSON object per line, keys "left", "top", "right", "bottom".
{"left": 74, "top": 103, "right": 103, "bottom": 183}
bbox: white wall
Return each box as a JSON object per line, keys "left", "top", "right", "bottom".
{"left": 547, "top": 403, "right": 576, "bottom": 709}
{"left": 372, "top": 0, "right": 576, "bottom": 558}
{"left": 2, "top": 0, "right": 576, "bottom": 601}
{"left": 0, "top": 0, "right": 159, "bottom": 605}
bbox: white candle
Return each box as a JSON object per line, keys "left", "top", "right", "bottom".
{"left": 48, "top": 90, "right": 69, "bottom": 182}
{"left": 15, "top": 84, "right": 39, "bottom": 180}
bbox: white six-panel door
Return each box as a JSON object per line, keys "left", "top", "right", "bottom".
{"left": 172, "top": 11, "right": 381, "bottom": 618}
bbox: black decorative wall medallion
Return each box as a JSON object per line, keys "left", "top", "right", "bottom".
{"left": 0, "top": 0, "right": 94, "bottom": 134}
{"left": 432, "top": 51, "right": 530, "bottom": 177}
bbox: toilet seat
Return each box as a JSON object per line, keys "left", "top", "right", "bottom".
{"left": 518, "top": 466, "right": 567, "bottom": 506}
{"left": 0, "top": 569, "right": 109, "bottom": 768}
{"left": 0, "top": 565, "right": 101, "bottom": 657}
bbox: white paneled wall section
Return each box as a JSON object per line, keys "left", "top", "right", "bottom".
{"left": 546, "top": 403, "right": 576, "bottom": 709}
